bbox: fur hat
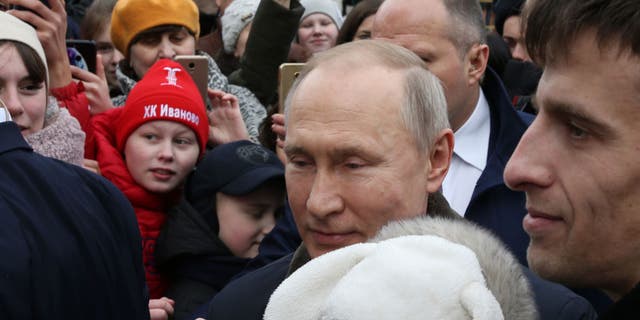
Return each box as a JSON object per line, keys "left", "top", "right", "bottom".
{"left": 300, "top": 0, "right": 344, "bottom": 29}
{"left": 110, "top": 0, "right": 200, "bottom": 57}
{"left": 265, "top": 234, "right": 504, "bottom": 320}
{"left": 116, "top": 59, "right": 209, "bottom": 155}
{"left": 221, "top": 0, "right": 260, "bottom": 54}
{"left": 0, "top": 12, "right": 48, "bottom": 87}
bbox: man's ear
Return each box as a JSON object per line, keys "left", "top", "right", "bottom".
{"left": 426, "top": 128, "right": 454, "bottom": 194}
{"left": 466, "top": 43, "right": 489, "bottom": 86}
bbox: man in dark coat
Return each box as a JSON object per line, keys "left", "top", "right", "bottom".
{"left": 504, "top": 0, "right": 640, "bottom": 318}
{"left": 206, "top": 40, "right": 596, "bottom": 320}
{"left": 0, "top": 120, "right": 149, "bottom": 320}
{"left": 373, "top": 0, "right": 533, "bottom": 268}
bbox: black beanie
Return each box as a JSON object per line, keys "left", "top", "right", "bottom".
{"left": 493, "top": 0, "right": 525, "bottom": 35}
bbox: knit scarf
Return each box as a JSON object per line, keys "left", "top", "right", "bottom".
{"left": 25, "top": 98, "right": 85, "bottom": 166}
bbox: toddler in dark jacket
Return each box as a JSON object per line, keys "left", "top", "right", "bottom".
{"left": 156, "top": 140, "right": 285, "bottom": 320}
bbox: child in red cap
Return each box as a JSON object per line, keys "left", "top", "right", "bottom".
{"left": 91, "top": 59, "right": 209, "bottom": 299}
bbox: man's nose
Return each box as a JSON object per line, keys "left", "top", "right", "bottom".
{"left": 504, "top": 119, "right": 553, "bottom": 191}
{"left": 306, "top": 170, "right": 344, "bottom": 218}
{"left": 512, "top": 43, "right": 532, "bottom": 62}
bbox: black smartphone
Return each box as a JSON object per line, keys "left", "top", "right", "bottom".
{"left": 66, "top": 40, "right": 97, "bottom": 73}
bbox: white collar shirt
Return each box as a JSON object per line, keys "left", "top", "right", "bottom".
{"left": 442, "top": 89, "right": 491, "bottom": 216}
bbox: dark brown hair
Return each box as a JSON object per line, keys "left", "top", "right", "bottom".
{"left": 523, "top": 0, "right": 640, "bottom": 67}
{"left": 336, "top": 0, "right": 383, "bottom": 45}
{"left": 0, "top": 40, "right": 47, "bottom": 89}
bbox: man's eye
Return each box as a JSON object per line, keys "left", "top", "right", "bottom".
{"left": 356, "top": 32, "right": 371, "bottom": 40}
{"left": 289, "top": 157, "right": 310, "bottom": 168}
{"left": 568, "top": 122, "right": 588, "bottom": 139}
{"left": 345, "top": 162, "right": 364, "bottom": 169}
{"left": 292, "top": 160, "right": 309, "bottom": 167}
{"left": 143, "top": 134, "right": 157, "bottom": 140}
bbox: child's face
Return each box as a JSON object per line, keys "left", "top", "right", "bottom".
{"left": 124, "top": 120, "right": 200, "bottom": 194}
{"left": 216, "top": 182, "right": 285, "bottom": 258}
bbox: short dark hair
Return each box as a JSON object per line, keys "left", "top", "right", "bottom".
{"left": 336, "top": 0, "right": 383, "bottom": 45}
{"left": 523, "top": 0, "right": 640, "bottom": 67}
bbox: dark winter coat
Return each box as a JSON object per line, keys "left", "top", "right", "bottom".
{"left": 156, "top": 199, "right": 250, "bottom": 320}
{"left": 0, "top": 121, "right": 149, "bottom": 320}
{"left": 598, "top": 283, "right": 640, "bottom": 319}
{"left": 206, "top": 192, "right": 597, "bottom": 320}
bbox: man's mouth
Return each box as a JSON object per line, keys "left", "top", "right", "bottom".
{"left": 523, "top": 209, "right": 564, "bottom": 236}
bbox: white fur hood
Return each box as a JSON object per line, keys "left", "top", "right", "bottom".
{"left": 264, "top": 216, "right": 538, "bottom": 320}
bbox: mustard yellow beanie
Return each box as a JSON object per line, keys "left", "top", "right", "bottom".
{"left": 111, "top": 0, "right": 200, "bottom": 57}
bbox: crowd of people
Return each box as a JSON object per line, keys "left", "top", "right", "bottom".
{"left": 1, "top": 0, "right": 638, "bottom": 319}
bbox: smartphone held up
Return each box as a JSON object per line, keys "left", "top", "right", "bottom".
{"left": 66, "top": 40, "right": 97, "bottom": 74}
{"left": 175, "top": 55, "right": 209, "bottom": 106}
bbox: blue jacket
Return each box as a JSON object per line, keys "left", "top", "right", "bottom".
{"left": 0, "top": 122, "right": 149, "bottom": 320}
{"left": 465, "top": 67, "right": 533, "bottom": 267}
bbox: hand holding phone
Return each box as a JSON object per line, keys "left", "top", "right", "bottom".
{"left": 66, "top": 40, "right": 97, "bottom": 73}
{"left": 278, "top": 63, "right": 305, "bottom": 112}
{"left": 8, "top": 0, "right": 72, "bottom": 88}
{"left": 175, "top": 55, "right": 209, "bottom": 106}
{"left": 10, "top": 0, "right": 50, "bottom": 11}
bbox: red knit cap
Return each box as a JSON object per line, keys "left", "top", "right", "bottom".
{"left": 116, "top": 59, "right": 209, "bottom": 155}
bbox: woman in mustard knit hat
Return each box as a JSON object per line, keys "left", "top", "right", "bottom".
{"left": 110, "top": 0, "right": 266, "bottom": 144}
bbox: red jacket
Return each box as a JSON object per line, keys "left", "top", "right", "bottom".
{"left": 91, "top": 108, "right": 179, "bottom": 299}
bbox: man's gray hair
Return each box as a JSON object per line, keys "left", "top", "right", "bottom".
{"left": 284, "top": 40, "right": 450, "bottom": 153}
{"left": 442, "top": 0, "right": 487, "bottom": 57}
